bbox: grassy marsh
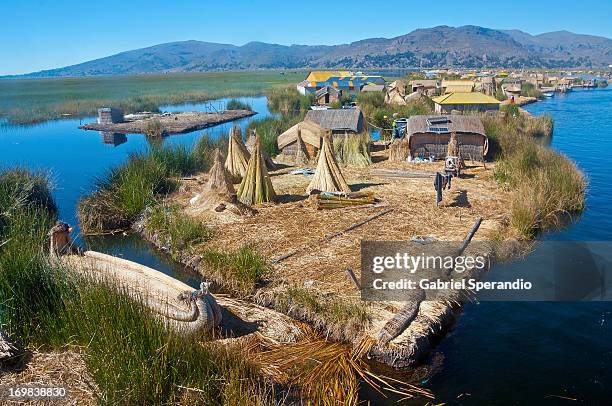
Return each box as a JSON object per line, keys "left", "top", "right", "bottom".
{"left": 0, "top": 71, "right": 305, "bottom": 124}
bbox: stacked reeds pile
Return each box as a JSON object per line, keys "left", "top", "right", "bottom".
{"left": 246, "top": 130, "right": 277, "bottom": 170}
{"left": 309, "top": 192, "right": 374, "bottom": 210}
{"left": 447, "top": 131, "right": 459, "bottom": 156}
{"left": 224, "top": 126, "right": 250, "bottom": 180}
{"left": 306, "top": 134, "right": 351, "bottom": 194}
{"left": 237, "top": 134, "right": 276, "bottom": 205}
{"left": 191, "top": 148, "right": 236, "bottom": 210}
{"left": 388, "top": 138, "right": 410, "bottom": 162}
{"left": 294, "top": 132, "right": 310, "bottom": 165}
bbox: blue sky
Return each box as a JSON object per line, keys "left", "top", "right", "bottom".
{"left": 2, "top": 0, "right": 612, "bottom": 75}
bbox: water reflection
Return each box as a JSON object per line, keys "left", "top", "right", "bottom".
{"left": 100, "top": 131, "right": 127, "bottom": 147}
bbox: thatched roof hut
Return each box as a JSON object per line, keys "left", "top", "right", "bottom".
{"left": 305, "top": 108, "right": 364, "bottom": 134}
{"left": 225, "top": 126, "right": 250, "bottom": 179}
{"left": 277, "top": 119, "right": 325, "bottom": 159}
{"left": 306, "top": 134, "right": 351, "bottom": 194}
{"left": 238, "top": 134, "right": 276, "bottom": 205}
{"left": 406, "top": 115, "right": 488, "bottom": 161}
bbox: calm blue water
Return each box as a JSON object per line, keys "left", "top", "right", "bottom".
{"left": 422, "top": 88, "right": 612, "bottom": 404}
{"left": 0, "top": 96, "right": 269, "bottom": 285}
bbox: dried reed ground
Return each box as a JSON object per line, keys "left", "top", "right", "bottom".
{"left": 169, "top": 144, "right": 512, "bottom": 342}
{"left": 0, "top": 350, "right": 98, "bottom": 405}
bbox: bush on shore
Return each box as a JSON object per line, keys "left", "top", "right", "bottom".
{"left": 226, "top": 99, "right": 252, "bottom": 111}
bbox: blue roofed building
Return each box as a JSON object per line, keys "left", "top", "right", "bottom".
{"left": 297, "top": 71, "right": 386, "bottom": 95}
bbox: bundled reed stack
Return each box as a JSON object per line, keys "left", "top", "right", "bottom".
{"left": 388, "top": 138, "right": 410, "bottom": 162}
{"left": 306, "top": 134, "right": 351, "bottom": 194}
{"left": 294, "top": 132, "right": 309, "bottom": 165}
{"left": 447, "top": 132, "right": 459, "bottom": 157}
{"left": 246, "top": 130, "right": 277, "bottom": 170}
{"left": 191, "top": 149, "right": 236, "bottom": 210}
{"left": 237, "top": 134, "right": 276, "bottom": 205}
{"left": 225, "top": 126, "right": 250, "bottom": 180}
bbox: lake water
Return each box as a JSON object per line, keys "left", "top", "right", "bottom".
{"left": 1, "top": 90, "right": 611, "bottom": 403}
{"left": 0, "top": 96, "right": 270, "bottom": 285}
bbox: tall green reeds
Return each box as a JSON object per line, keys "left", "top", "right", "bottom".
{"left": 0, "top": 168, "right": 276, "bottom": 404}
{"left": 483, "top": 114, "right": 585, "bottom": 239}
{"left": 78, "top": 138, "right": 222, "bottom": 234}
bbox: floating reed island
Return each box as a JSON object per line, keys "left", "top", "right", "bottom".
{"left": 71, "top": 99, "right": 585, "bottom": 402}
{"left": 79, "top": 109, "right": 255, "bottom": 135}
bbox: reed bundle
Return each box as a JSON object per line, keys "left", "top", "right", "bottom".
{"left": 237, "top": 134, "right": 276, "bottom": 205}
{"left": 309, "top": 192, "right": 375, "bottom": 210}
{"left": 191, "top": 149, "right": 236, "bottom": 210}
{"left": 294, "top": 132, "right": 310, "bottom": 165}
{"left": 224, "top": 126, "right": 250, "bottom": 180}
{"left": 246, "top": 329, "right": 433, "bottom": 405}
{"left": 306, "top": 134, "right": 351, "bottom": 194}
{"left": 246, "top": 130, "right": 277, "bottom": 170}
{"left": 388, "top": 138, "right": 410, "bottom": 162}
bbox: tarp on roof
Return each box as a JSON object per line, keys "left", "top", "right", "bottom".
{"left": 432, "top": 92, "right": 501, "bottom": 105}
{"left": 305, "top": 108, "right": 363, "bottom": 132}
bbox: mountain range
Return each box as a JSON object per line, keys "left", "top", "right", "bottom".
{"left": 13, "top": 26, "right": 612, "bottom": 77}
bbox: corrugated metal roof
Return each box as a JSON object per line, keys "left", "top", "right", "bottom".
{"left": 407, "top": 115, "right": 486, "bottom": 136}
{"left": 305, "top": 108, "right": 363, "bottom": 132}
{"left": 432, "top": 92, "right": 501, "bottom": 105}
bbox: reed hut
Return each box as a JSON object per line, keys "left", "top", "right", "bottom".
{"left": 306, "top": 134, "right": 351, "bottom": 194}
{"left": 225, "top": 126, "right": 250, "bottom": 179}
{"left": 315, "top": 86, "right": 342, "bottom": 105}
{"left": 237, "top": 134, "right": 276, "bottom": 205}
{"left": 277, "top": 120, "right": 325, "bottom": 160}
{"left": 406, "top": 115, "right": 488, "bottom": 161}
{"left": 97, "top": 107, "right": 124, "bottom": 124}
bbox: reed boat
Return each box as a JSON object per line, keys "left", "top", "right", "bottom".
{"left": 61, "top": 251, "right": 302, "bottom": 342}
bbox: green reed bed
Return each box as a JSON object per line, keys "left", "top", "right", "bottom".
{"left": 0, "top": 168, "right": 276, "bottom": 405}
{"left": 78, "top": 138, "right": 223, "bottom": 234}
{"left": 483, "top": 113, "right": 585, "bottom": 239}
{"left": 201, "top": 245, "right": 271, "bottom": 297}
{"left": 0, "top": 71, "right": 305, "bottom": 125}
